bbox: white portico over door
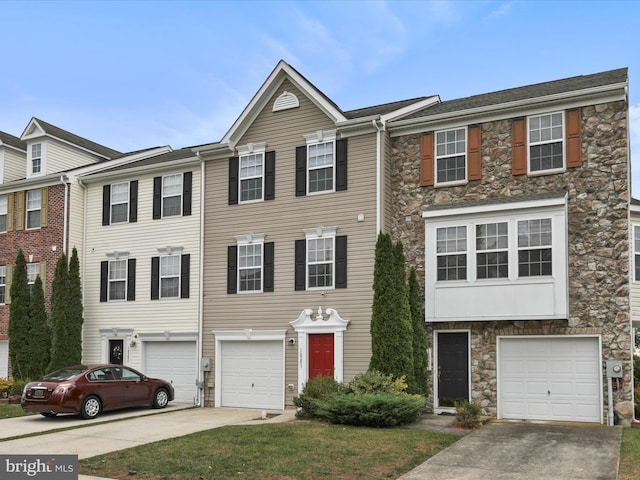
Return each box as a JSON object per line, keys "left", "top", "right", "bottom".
{"left": 290, "top": 307, "right": 350, "bottom": 392}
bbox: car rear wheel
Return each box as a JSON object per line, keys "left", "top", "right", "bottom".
{"left": 40, "top": 412, "right": 57, "bottom": 418}
{"left": 81, "top": 395, "right": 102, "bottom": 419}
{"left": 153, "top": 388, "right": 169, "bottom": 409}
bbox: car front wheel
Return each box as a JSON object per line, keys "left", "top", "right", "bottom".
{"left": 81, "top": 396, "right": 102, "bottom": 419}
{"left": 153, "top": 388, "right": 169, "bottom": 409}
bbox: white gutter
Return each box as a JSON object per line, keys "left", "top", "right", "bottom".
{"left": 60, "top": 175, "right": 69, "bottom": 255}
{"left": 77, "top": 177, "right": 88, "bottom": 363}
{"left": 372, "top": 119, "right": 385, "bottom": 234}
{"left": 195, "top": 151, "right": 206, "bottom": 408}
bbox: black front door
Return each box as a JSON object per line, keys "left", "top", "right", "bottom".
{"left": 437, "top": 332, "right": 469, "bottom": 407}
{"left": 109, "top": 339, "right": 124, "bottom": 365}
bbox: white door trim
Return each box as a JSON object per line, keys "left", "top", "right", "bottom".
{"left": 433, "top": 329, "right": 471, "bottom": 414}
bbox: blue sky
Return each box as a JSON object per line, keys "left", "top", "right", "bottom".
{"left": 2, "top": 0, "right": 639, "bottom": 193}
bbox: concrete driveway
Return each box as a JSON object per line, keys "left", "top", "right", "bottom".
{"left": 399, "top": 421, "right": 622, "bottom": 480}
{"left": 0, "top": 404, "right": 294, "bottom": 480}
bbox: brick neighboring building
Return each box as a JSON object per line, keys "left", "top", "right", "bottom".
{"left": 0, "top": 119, "right": 122, "bottom": 378}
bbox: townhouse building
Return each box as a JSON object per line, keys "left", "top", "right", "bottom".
{"left": 77, "top": 148, "right": 202, "bottom": 404}
{"left": 0, "top": 119, "right": 122, "bottom": 378}
{"left": 387, "top": 68, "right": 633, "bottom": 423}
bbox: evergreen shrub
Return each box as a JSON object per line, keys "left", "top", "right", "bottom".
{"left": 293, "top": 375, "right": 343, "bottom": 419}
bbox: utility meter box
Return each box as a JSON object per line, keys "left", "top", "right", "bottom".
{"left": 200, "top": 357, "right": 212, "bottom": 372}
{"left": 606, "top": 360, "right": 623, "bottom": 378}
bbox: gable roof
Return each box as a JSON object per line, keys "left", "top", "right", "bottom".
{"left": 21, "top": 117, "right": 122, "bottom": 159}
{"left": 80, "top": 148, "right": 196, "bottom": 180}
{"left": 343, "top": 97, "right": 432, "bottom": 120}
{"left": 402, "top": 68, "right": 628, "bottom": 121}
{"left": 0, "top": 131, "right": 27, "bottom": 151}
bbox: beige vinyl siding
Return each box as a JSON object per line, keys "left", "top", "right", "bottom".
{"left": 632, "top": 215, "right": 640, "bottom": 327}
{"left": 382, "top": 130, "right": 393, "bottom": 233}
{"left": 2, "top": 148, "right": 26, "bottom": 183}
{"left": 82, "top": 168, "right": 201, "bottom": 369}
{"left": 45, "top": 139, "right": 103, "bottom": 175}
{"left": 203, "top": 81, "right": 379, "bottom": 404}
{"left": 67, "top": 182, "right": 85, "bottom": 260}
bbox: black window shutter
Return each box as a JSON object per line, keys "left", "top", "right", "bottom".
{"left": 227, "top": 246, "right": 237, "bottom": 294}
{"left": 152, "top": 177, "right": 162, "bottom": 219}
{"left": 295, "top": 146, "right": 307, "bottom": 197}
{"left": 265, "top": 151, "right": 275, "bottom": 201}
{"left": 295, "top": 239, "right": 306, "bottom": 291}
{"left": 127, "top": 259, "right": 136, "bottom": 301}
{"left": 335, "top": 236, "right": 347, "bottom": 288}
{"left": 182, "top": 172, "right": 192, "bottom": 216}
{"left": 336, "top": 138, "right": 348, "bottom": 191}
{"left": 100, "top": 261, "right": 108, "bottom": 302}
{"left": 180, "top": 254, "right": 190, "bottom": 298}
{"left": 151, "top": 256, "right": 159, "bottom": 300}
{"left": 264, "top": 242, "right": 274, "bottom": 292}
{"left": 229, "top": 157, "right": 239, "bottom": 205}
{"left": 102, "top": 185, "right": 111, "bottom": 226}
{"left": 129, "top": 180, "right": 138, "bottom": 223}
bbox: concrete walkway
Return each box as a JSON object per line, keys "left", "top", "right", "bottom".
{"left": 0, "top": 404, "right": 295, "bottom": 480}
{"left": 399, "top": 421, "right": 623, "bottom": 480}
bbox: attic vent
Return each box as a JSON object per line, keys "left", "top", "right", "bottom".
{"left": 273, "top": 91, "right": 299, "bottom": 112}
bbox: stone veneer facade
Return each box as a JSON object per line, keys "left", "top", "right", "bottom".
{"left": 389, "top": 100, "right": 633, "bottom": 421}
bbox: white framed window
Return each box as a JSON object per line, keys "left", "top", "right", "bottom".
{"left": 518, "top": 218, "right": 552, "bottom": 277}
{"left": 305, "top": 227, "right": 336, "bottom": 289}
{"left": 435, "top": 127, "right": 467, "bottom": 185}
{"left": 436, "top": 226, "right": 467, "bottom": 281}
{"left": 31, "top": 143, "right": 42, "bottom": 175}
{"left": 108, "top": 259, "right": 127, "bottom": 301}
{"left": 27, "top": 262, "right": 39, "bottom": 295}
{"left": 159, "top": 254, "right": 180, "bottom": 298}
{"left": 235, "top": 234, "right": 265, "bottom": 293}
{"left": 110, "top": 182, "right": 129, "bottom": 224}
{"left": 305, "top": 131, "right": 336, "bottom": 194}
{"left": 0, "top": 266, "right": 6, "bottom": 304}
{"left": 26, "top": 189, "right": 41, "bottom": 229}
{"left": 0, "top": 194, "right": 7, "bottom": 233}
{"left": 162, "top": 173, "right": 183, "bottom": 217}
{"left": 529, "top": 112, "right": 564, "bottom": 173}
{"left": 237, "top": 142, "right": 266, "bottom": 203}
{"left": 476, "top": 222, "right": 509, "bottom": 279}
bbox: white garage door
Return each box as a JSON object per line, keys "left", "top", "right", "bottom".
{"left": 499, "top": 337, "right": 601, "bottom": 422}
{"left": 0, "top": 341, "right": 8, "bottom": 379}
{"left": 220, "top": 340, "right": 283, "bottom": 410}
{"left": 144, "top": 341, "right": 197, "bottom": 403}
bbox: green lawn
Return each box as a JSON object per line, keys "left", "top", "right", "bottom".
{"left": 619, "top": 427, "right": 640, "bottom": 480}
{"left": 79, "top": 421, "right": 459, "bottom": 480}
{"left": 0, "top": 403, "right": 33, "bottom": 419}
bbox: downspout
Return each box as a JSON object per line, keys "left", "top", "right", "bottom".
{"left": 195, "top": 151, "right": 206, "bottom": 408}
{"left": 77, "top": 177, "right": 88, "bottom": 364}
{"left": 372, "top": 118, "right": 385, "bottom": 234}
{"left": 60, "top": 175, "right": 69, "bottom": 255}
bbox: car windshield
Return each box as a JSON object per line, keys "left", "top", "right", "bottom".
{"left": 42, "top": 367, "right": 87, "bottom": 381}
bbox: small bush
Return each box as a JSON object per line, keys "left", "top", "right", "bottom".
{"left": 293, "top": 375, "right": 343, "bottom": 419}
{"left": 9, "top": 379, "right": 30, "bottom": 398}
{"left": 346, "top": 370, "right": 408, "bottom": 395}
{"left": 316, "top": 392, "right": 425, "bottom": 427}
{"left": 0, "top": 378, "right": 14, "bottom": 398}
{"left": 455, "top": 400, "right": 482, "bottom": 429}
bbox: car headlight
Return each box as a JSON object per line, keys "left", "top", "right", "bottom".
{"left": 53, "top": 383, "right": 75, "bottom": 395}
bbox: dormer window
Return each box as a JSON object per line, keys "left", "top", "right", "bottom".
{"left": 30, "top": 143, "right": 42, "bottom": 176}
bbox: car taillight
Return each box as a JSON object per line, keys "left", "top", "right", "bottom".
{"left": 53, "top": 383, "right": 75, "bottom": 395}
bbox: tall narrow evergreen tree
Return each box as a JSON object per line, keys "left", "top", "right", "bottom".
{"left": 369, "top": 233, "right": 413, "bottom": 381}
{"left": 8, "top": 249, "right": 30, "bottom": 380}
{"left": 67, "top": 247, "right": 83, "bottom": 364}
{"left": 27, "top": 276, "right": 51, "bottom": 379}
{"left": 48, "top": 253, "right": 70, "bottom": 372}
{"left": 409, "top": 267, "right": 429, "bottom": 395}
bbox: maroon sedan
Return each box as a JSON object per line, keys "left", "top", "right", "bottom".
{"left": 21, "top": 364, "right": 174, "bottom": 419}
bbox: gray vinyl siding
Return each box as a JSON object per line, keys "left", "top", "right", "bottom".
{"left": 2, "top": 149, "right": 26, "bottom": 183}
{"left": 46, "top": 139, "right": 103, "bottom": 175}
{"left": 382, "top": 130, "right": 393, "bottom": 234}
{"left": 631, "top": 214, "right": 640, "bottom": 327}
{"left": 202, "top": 80, "right": 379, "bottom": 405}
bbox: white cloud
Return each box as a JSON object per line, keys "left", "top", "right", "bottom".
{"left": 487, "top": 2, "right": 512, "bottom": 18}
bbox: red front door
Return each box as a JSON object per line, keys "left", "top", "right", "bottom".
{"left": 309, "top": 333, "right": 334, "bottom": 379}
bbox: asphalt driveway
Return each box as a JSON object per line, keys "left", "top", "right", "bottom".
{"left": 399, "top": 421, "right": 622, "bottom": 480}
